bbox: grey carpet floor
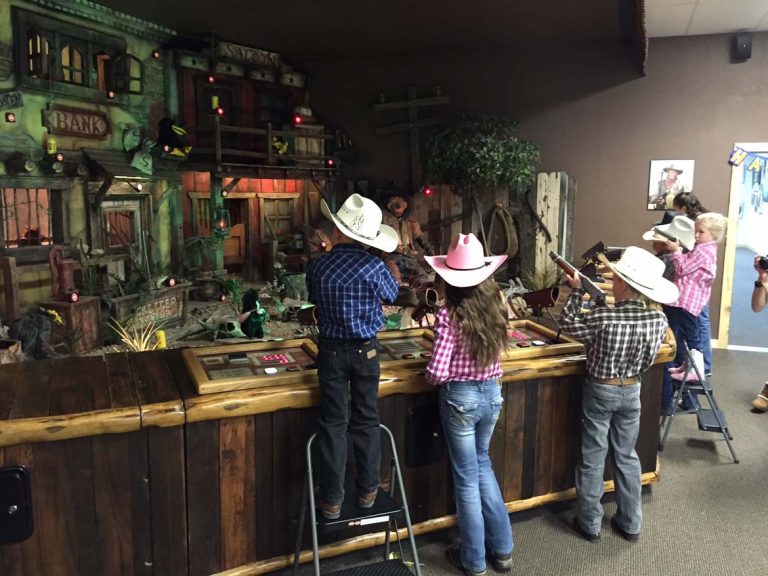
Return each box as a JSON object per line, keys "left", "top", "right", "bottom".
{"left": 283, "top": 348, "right": 768, "bottom": 576}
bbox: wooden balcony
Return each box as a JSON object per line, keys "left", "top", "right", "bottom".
{"left": 182, "top": 117, "right": 340, "bottom": 179}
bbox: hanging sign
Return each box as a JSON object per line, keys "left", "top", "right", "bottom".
{"left": 729, "top": 146, "right": 768, "bottom": 172}
{"left": 217, "top": 42, "right": 280, "bottom": 69}
{"left": 45, "top": 105, "right": 110, "bottom": 139}
{"left": 0, "top": 90, "right": 22, "bottom": 110}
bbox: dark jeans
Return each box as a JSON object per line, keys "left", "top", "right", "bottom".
{"left": 662, "top": 305, "right": 701, "bottom": 409}
{"left": 316, "top": 337, "right": 381, "bottom": 505}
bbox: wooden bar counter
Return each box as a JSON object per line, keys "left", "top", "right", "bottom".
{"left": 0, "top": 324, "right": 674, "bottom": 576}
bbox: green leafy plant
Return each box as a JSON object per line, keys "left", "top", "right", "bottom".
{"left": 425, "top": 115, "right": 540, "bottom": 191}
{"left": 222, "top": 276, "right": 244, "bottom": 314}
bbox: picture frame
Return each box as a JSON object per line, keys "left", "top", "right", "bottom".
{"left": 647, "top": 159, "right": 695, "bottom": 210}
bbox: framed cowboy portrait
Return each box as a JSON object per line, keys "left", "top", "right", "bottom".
{"left": 647, "top": 159, "right": 695, "bottom": 210}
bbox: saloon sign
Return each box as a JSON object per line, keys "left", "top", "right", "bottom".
{"left": 218, "top": 41, "right": 280, "bottom": 69}
{"left": 45, "top": 105, "right": 110, "bottom": 139}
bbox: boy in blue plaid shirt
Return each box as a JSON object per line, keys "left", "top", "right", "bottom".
{"left": 306, "top": 194, "right": 399, "bottom": 519}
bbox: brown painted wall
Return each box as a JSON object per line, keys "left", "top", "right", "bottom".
{"left": 302, "top": 33, "right": 767, "bottom": 333}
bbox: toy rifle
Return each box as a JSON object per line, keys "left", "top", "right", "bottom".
{"left": 549, "top": 251, "right": 607, "bottom": 307}
{"left": 651, "top": 228, "right": 678, "bottom": 243}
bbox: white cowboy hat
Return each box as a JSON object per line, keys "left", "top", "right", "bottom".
{"left": 321, "top": 193, "right": 398, "bottom": 252}
{"left": 642, "top": 215, "right": 695, "bottom": 251}
{"left": 663, "top": 163, "right": 684, "bottom": 174}
{"left": 598, "top": 246, "right": 679, "bottom": 304}
{"left": 424, "top": 233, "right": 507, "bottom": 288}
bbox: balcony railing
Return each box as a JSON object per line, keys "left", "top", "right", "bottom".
{"left": 183, "top": 117, "right": 341, "bottom": 176}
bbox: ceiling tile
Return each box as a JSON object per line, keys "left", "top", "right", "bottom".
{"left": 646, "top": 4, "right": 696, "bottom": 37}
{"left": 689, "top": 1, "right": 768, "bottom": 35}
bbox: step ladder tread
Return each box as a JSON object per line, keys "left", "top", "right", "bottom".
{"left": 324, "top": 559, "right": 415, "bottom": 576}
{"left": 319, "top": 491, "right": 403, "bottom": 532}
{"left": 697, "top": 408, "right": 728, "bottom": 432}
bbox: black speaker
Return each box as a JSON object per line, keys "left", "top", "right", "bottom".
{"left": 734, "top": 32, "right": 752, "bottom": 61}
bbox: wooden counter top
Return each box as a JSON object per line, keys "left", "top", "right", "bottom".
{"left": 178, "top": 340, "right": 675, "bottom": 423}
{"left": 0, "top": 351, "right": 184, "bottom": 446}
{"left": 0, "top": 330, "right": 674, "bottom": 442}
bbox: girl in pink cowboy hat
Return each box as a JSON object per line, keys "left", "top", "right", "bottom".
{"left": 423, "top": 233, "right": 513, "bottom": 576}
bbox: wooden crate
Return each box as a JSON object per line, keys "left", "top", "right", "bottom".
{"left": 39, "top": 295, "right": 101, "bottom": 354}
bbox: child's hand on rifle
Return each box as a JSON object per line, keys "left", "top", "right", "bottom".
{"left": 565, "top": 271, "right": 583, "bottom": 290}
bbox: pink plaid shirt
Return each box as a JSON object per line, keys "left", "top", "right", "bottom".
{"left": 425, "top": 307, "right": 503, "bottom": 386}
{"left": 669, "top": 241, "right": 717, "bottom": 316}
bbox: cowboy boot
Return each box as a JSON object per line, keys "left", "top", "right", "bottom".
{"left": 668, "top": 363, "right": 687, "bottom": 375}
{"left": 671, "top": 349, "right": 704, "bottom": 382}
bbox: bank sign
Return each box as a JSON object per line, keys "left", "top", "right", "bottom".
{"left": 44, "top": 105, "right": 110, "bottom": 139}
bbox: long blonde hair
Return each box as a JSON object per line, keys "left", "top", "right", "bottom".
{"left": 444, "top": 277, "right": 508, "bottom": 367}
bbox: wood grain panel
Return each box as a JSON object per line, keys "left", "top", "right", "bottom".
{"left": 533, "top": 378, "right": 555, "bottom": 496}
{"left": 501, "top": 380, "right": 526, "bottom": 502}
{"left": 68, "top": 437, "right": 100, "bottom": 575}
{"left": 33, "top": 442, "right": 78, "bottom": 575}
{"left": 272, "top": 407, "right": 315, "bottom": 555}
{"left": 186, "top": 420, "right": 222, "bottom": 576}
{"left": 520, "top": 380, "right": 539, "bottom": 500}
{"left": 92, "top": 432, "right": 147, "bottom": 575}
{"left": 550, "top": 376, "right": 577, "bottom": 492}
{"left": 253, "top": 413, "right": 274, "bottom": 558}
{"left": 147, "top": 426, "right": 188, "bottom": 574}
{"left": 219, "top": 416, "right": 256, "bottom": 568}
{"left": 132, "top": 351, "right": 186, "bottom": 428}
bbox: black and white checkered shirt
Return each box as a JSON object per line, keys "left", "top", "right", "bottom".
{"left": 560, "top": 289, "right": 668, "bottom": 381}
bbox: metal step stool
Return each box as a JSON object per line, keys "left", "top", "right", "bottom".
{"left": 659, "top": 342, "right": 739, "bottom": 463}
{"left": 292, "top": 424, "right": 421, "bottom": 576}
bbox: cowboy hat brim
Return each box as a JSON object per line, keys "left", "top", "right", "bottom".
{"left": 424, "top": 254, "right": 507, "bottom": 288}
{"left": 597, "top": 253, "right": 679, "bottom": 304}
{"left": 321, "top": 198, "right": 398, "bottom": 252}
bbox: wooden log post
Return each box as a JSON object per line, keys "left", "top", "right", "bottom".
{"left": 532, "top": 172, "right": 576, "bottom": 284}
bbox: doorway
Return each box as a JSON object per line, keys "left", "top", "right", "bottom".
{"left": 719, "top": 142, "right": 768, "bottom": 350}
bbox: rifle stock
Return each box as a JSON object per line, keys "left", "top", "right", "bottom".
{"left": 549, "top": 251, "right": 607, "bottom": 307}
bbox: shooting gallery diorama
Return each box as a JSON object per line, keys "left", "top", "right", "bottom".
{"left": 0, "top": 3, "right": 675, "bottom": 576}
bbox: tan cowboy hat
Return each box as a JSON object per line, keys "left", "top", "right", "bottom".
{"left": 424, "top": 233, "right": 507, "bottom": 288}
{"left": 642, "top": 215, "right": 695, "bottom": 251}
{"left": 663, "top": 163, "right": 684, "bottom": 174}
{"left": 321, "top": 193, "right": 398, "bottom": 252}
{"left": 598, "top": 246, "right": 679, "bottom": 304}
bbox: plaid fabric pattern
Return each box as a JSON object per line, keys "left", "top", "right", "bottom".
{"left": 669, "top": 241, "right": 717, "bottom": 316}
{"left": 560, "top": 290, "right": 668, "bottom": 380}
{"left": 306, "top": 243, "right": 398, "bottom": 340}
{"left": 425, "top": 307, "right": 503, "bottom": 386}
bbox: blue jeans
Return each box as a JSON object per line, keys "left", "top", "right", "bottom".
{"left": 440, "top": 380, "right": 514, "bottom": 572}
{"left": 576, "top": 380, "right": 643, "bottom": 535}
{"left": 698, "top": 304, "right": 712, "bottom": 374}
{"left": 316, "top": 337, "right": 381, "bottom": 505}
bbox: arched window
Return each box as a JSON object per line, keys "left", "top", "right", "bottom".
{"left": 60, "top": 43, "right": 85, "bottom": 85}
{"left": 108, "top": 54, "right": 144, "bottom": 94}
{"left": 26, "top": 28, "right": 51, "bottom": 78}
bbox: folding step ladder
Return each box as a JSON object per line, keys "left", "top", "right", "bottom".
{"left": 292, "top": 424, "right": 422, "bottom": 576}
{"left": 659, "top": 342, "right": 739, "bottom": 463}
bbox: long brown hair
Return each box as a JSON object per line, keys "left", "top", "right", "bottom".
{"left": 444, "top": 277, "right": 508, "bottom": 367}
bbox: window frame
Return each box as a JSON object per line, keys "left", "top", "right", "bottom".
{"left": 0, "top": 183, "right": 69, "bottom": 264}
{"left": 13, "top": 8, "right": 143, "bottom": 98}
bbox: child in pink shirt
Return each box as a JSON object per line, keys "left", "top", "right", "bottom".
{"left": 662, "top": 212, "right": 727, "bottom": 412}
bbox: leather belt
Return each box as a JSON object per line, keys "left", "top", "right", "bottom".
{"left": 593, "top": 376, "right": 641, "bottom": 386}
